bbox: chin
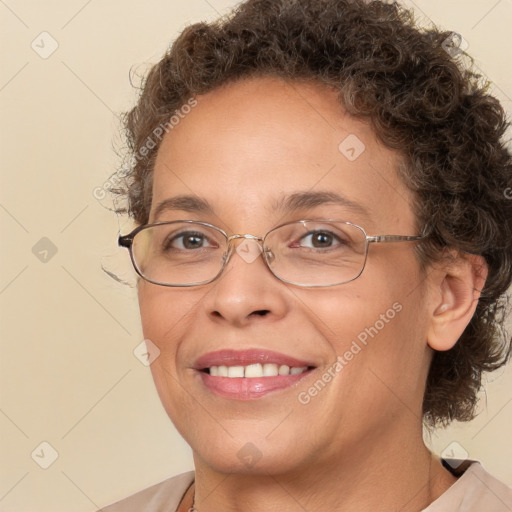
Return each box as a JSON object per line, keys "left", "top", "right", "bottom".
{"left": 192, "top": 439, "right": 307, "bottom": 476}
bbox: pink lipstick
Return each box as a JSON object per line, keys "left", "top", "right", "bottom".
{"left": 194, "top": 349, "right": 316, "bottom": 400}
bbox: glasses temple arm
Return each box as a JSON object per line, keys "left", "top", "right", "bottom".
{"left": 367, "top": 234, "right": 426, "bottom": 243}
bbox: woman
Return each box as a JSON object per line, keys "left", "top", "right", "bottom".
{"left": 102, "top": 0, "right": 512, "bottom": 510}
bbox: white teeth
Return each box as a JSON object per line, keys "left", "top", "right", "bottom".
{"left": 207, "top": 364, "right": 308, "bottom": 378}
{"left": 278, "top": 364, "right": 290, "bottom": 375}
{"left": 263, "top": 363, "right": 278, "bottom": 376}
{"left": 228, "top": 366, "right": 245, "bottom": 378}
{"left": 245, "top": 363, "right": 263, "bottom": 378}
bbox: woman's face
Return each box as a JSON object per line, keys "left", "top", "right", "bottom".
{"left": 138, "top": 77, "right": 432, "bottom": 475}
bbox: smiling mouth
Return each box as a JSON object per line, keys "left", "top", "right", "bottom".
{"left": 194, "top": 349, "right": 317, "bottom": 399}
{"left": 202, "top": 363, "right": 314, "bottom": 378}
{"left": 198, "top": 364, "right": 316, "bottom": 400}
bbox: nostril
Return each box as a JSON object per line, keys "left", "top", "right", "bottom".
{"left": 252, "top": 309, "right": 270, "bottom": 317}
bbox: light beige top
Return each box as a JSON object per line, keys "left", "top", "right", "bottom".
{"left": 100, "top": 462, "right": 512, "bottom": 511}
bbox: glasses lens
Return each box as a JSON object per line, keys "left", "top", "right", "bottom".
{"left": 131, "top": 222, "right": 227, "bottom": 286}
{"left": 264, "top": 221, "right": 367, "bottom": 286}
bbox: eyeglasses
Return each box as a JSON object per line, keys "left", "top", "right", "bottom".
{"left": 118, "top": 219, "right": 425, "bottom": 288}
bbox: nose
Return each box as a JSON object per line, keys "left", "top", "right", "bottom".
{"left": 203, "top": 238, "right": 288, "bottom": 327}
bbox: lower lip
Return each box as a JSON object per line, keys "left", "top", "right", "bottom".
{"left": 198, "top": 370, "right": 313, "bottom": 400}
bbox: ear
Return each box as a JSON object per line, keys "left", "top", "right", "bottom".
{"left": 427, "top": 253, "right": 488, "bottom": 352}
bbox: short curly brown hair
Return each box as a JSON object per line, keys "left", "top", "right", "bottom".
{"left": 113, "top": 0, "right": 512, "bottom": 426}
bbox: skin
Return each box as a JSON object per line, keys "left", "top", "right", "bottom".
{"left": 137, "top": 76, "right": 486, "bottom": 512}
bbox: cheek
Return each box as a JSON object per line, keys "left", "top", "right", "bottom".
{"left": 303, "top": 291, "right": 427, "bottom": 423}
{"left": 294, "top": 253, "right": 428, "bottom": 382}
{"left": 293, "top": 285, "right": 403, "bottom": 352}
{"left": 137, "top": 284, "right": 200, "bottom": 397}
{"left": 137, "top": 283, "right": 201, "bottom": 348}
{"left": 138, "top": 285, "right": 198, "bottom": 426}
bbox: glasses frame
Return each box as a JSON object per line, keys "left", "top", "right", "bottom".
{"left": 118, "top": 219, "right": 426, "bottom": 288}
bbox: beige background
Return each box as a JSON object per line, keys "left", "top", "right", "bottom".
{"left": 1, "top": 0, "right": 511, "bottom": 510}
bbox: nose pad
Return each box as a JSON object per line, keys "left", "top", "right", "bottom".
{"left": 264, "top": 248, "right": 275, "bottom": 263}
{"left": 221, "top": 245, "right": 234, "bottom": 265}
{"left": 219, "top": 237, "right": 268, "bottom": 277}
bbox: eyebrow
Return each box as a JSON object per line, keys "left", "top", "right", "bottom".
{"left": 152, "top": 195, "right": 214, "bottom": 221}
{"left": 152, "top": 191, "right": 369, "bottom": 221}
{"left": 272, "top": 191, "right": 370, "bottom": 217}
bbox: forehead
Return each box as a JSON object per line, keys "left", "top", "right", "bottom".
{"left": 151, "top": 76, "right": 416, "bottom": 233}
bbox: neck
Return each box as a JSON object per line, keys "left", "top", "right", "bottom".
{"left": 186, "top": 429, "right": 457, "bottom": 512}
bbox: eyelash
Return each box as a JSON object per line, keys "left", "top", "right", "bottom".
{"left": 163, "top": 229, "right": 349, "bottom": 252}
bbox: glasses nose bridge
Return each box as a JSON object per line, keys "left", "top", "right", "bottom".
{"left": 221, "top": 233, "right": 269, "bottom": 271}
{"left": 227, "top": 233, "right": 264, "bottom": 245}
{"left": 225, "top": 233, "right": 266, "bottom": 259}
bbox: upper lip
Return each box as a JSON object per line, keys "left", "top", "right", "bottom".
{"left": 194, "top": 349, "right": 317, "bottom": 370}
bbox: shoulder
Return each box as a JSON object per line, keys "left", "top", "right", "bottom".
{"left": 424, "top": 460, "right": 512, "bottom": 511}
{"left": 99, "top": 471, "right": 195, "bottom": 512}
{"left": 461, "top": 462, "right": 512, "bottom": 509}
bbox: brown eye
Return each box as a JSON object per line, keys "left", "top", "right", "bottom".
{"left": 166, "top": 231, "right": 213, "bottom": 250}
{"left": 298, "top": 231, "right": 342, "bottom": 249}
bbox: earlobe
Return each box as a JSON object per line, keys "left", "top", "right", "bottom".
{"left": 427, "top": 254, "right": 488, "bottom": 352}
